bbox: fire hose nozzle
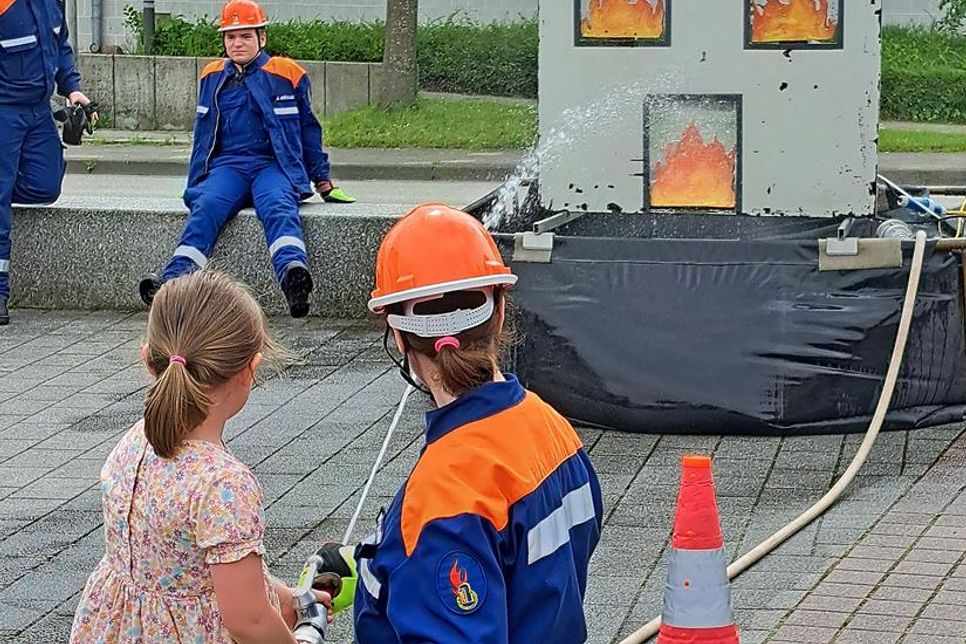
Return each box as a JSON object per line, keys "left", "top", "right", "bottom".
{"left": 292, "top": 554, "right": 328, "bottom": 643}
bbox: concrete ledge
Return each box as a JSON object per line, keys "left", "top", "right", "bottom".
{"left": 9, "top": 198, "right": 398, "bottom": 318}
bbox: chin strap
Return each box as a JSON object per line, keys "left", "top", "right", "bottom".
{"left": 383, "top": 327, "right": 432, "bottom": 397}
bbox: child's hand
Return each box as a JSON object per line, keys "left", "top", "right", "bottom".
{"left": 277, "top": 583, "right": 335, "bottom": 629}
{"left": 313, "top": 589, "right": 335, "bottom": 624}
{"left": 277, "top": 582, "right": 299, "bottom": 629}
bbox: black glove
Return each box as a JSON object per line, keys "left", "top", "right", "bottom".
{"left": 54, "top": 102, "right": 98, "bottom": 146}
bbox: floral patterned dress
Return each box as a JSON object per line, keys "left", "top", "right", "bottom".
{"left": 71, "top": 421, "right": 281, "bottom": 643}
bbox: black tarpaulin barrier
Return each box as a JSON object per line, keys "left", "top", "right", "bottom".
{"left": 502, "top": 234, "right": 966, "bottom": 435}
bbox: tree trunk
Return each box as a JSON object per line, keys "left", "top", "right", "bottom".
{"left": 381, "top": 0, "right": 418, "bottom": 107}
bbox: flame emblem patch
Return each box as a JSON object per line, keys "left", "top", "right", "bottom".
{"left": 449, "top": 560, "right": 479, "bottom": 611}
{"left": 437, "top": 551, "right": 486, "bottom": 614}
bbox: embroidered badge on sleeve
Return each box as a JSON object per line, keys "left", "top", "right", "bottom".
{"left": 436, "top": 551, "right": 486, "bottom": 615}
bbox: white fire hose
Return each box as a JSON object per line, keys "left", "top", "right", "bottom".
{"left": 620, "top": 230, "right": 928, "bottom": 643}
{"left": 343, "top": 384, "right": 415, "bottom": 544}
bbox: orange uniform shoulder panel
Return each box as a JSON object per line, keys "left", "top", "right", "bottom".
{"left": 0, "top": 0, "right": 15, "bottom": 17}
{"left": 401, "top": 391, "right": 583, "bottom": 556}
{"left": 262, "top": 56, "right": 307, "bottom": 88}
{"left": 200, "top": 59, "right": 228, "bottom": 79}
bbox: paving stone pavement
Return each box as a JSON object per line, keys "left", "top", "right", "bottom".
{"left": 767, "top": 432, "right": 966, "bottom": 644}
{"left": 0, "top": 310, "right": 964, "bottom": 643}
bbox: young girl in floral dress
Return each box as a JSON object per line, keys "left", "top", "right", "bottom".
{"left": 71, "top": 270, "right": 329, "bottom": 643}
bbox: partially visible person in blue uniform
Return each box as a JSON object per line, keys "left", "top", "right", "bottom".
{"left": 0, "top": 0, "right": 95, "bottom": 326}
{"left": 312, "top": 203, "right": 604, "bottom": 643}
{"left": 138, "top": 0, "right": 353, "bottom": 319}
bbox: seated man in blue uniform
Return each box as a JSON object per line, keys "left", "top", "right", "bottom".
{"left": 0, "top": 0, "right": 95, "bottom": 326}
{"left": 139, "top": 0, "right": 353, "bottom": 318}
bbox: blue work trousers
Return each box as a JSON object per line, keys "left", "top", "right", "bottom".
{"left": 0, "top": 104, "right": 65, "bottom": 300}
{"left": 163, "top": 158, "right": 308, "bottom": 284}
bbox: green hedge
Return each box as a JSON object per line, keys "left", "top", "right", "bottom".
{"left": 881, "top": 25, "right": 966, "bottom": 123}
{"left": 123, "top": 7, "right": 537, "bottom": 98}
{"left": 881, "top": 67, "right": 966, "bottom": 123}
{"left": 123, "top": 11, "right": 966, "bottom": 121}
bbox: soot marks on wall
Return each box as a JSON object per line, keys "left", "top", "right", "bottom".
{"left": 541, "top": 0, "right": 880, "bottom": 218}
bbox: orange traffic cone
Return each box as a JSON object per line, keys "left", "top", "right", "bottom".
{"left": 657, "top": 455, "right": 739, "bottom": 643}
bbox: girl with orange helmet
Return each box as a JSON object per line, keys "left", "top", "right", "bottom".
{"left": 316, "top": 202, "right": 604, "bottom": 643}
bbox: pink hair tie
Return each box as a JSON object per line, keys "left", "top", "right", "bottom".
{"left": 434, "top": 337, "right": 460, "bottom": 352}
{"left": 169, "top": 355, "right": 187, "bottom": 367}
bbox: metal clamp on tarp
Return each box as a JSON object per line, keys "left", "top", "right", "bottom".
{"left": 819, "top": 238, "right": 903, "bottom": 271}
{"left": 533, "top": 210, "right": 588, "bottom": 235}
{"left": 512, "top": 208, "right": 589, "bottom": 263}
{"left": 514, "top": 231, "right": 554, "bottom": 263}
{"left": 819, "top": 217, "right": 903, "bottom": 271}
{"left": 819, "top": 240, "right": 903, "bottom": 271}
{"left": 823, "top": 217, "right": 859, "bottom": 257}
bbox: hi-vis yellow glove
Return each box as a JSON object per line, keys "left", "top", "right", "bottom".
{"left": 312, "top": 543, "right": 358, "bottom": 614}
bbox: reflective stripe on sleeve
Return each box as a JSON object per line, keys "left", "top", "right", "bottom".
{"left": 527, "top": 482, "right": 596, "bottom": 565}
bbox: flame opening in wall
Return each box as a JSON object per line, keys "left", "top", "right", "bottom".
{"left": 651, "top": 123, "right": 737, "bottom": 209}
{"left": 580, "top": 0, "right": 666, "bottom": 39}
{"left": 751, "top": 0, "right": 837, "bottom": 43}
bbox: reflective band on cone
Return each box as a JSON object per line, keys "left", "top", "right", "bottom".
{"left": 658, "top": 455, "right": 739, "bottom": 644}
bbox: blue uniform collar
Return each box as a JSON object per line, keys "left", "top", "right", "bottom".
{"left": 424, "top": 374, "right": 525, "bottom": 444}
{"left": 223, "top": 51, "right": 270, "bottom": 76}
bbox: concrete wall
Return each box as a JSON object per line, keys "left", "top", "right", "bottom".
{"left": 78, "top": 54, "right": 383, "bottom": 130}
{"left": 539, "top": 0, "right": 881, "bottom": 218}
{"left": 69, "top": 0, "right": 538, "bottom": 52}
{"left": 882, "top": 0, "right": 944, "bottom": 26}
{"left": 10, "top": 199, "right": 398, "bottom": 318}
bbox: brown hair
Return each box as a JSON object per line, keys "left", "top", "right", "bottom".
{"left": 143, "top": 270, "right": 284, "bottom": 458}
{"left": 393, "top": 289, "right": 510, "bottom": 398}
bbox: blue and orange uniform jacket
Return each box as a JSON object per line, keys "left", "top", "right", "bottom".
{"left": 0, "top": 0, "right": 81, "bottom": 106}
{"left": 353, "top": 375, "right": 603, "bottom": 643}
{"left": 189, "top": 51, "right": 329, "bottom": 195}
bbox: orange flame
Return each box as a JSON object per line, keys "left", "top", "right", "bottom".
{"left": 580, "top": 0, "right": 665, "bottom": 39}
{"left": 449, "top": 560, "right": 468, "bottom": 596}
{"left": 751, "top": 0, "right": 837, "bottom": 43}
{"left": 650, "top": 123, "right": 737, "bottom": 209}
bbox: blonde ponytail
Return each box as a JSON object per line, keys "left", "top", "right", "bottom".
{"left": 142, "top": 270, "right": 286, "bottom": 458}
{"left": 143, "top": 359, "right": 212, "bottom": 458}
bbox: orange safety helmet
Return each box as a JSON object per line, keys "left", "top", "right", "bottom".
{"left": 369, "top": 203, "right": 516, "bottom": 335}
{"left": 219, "top": 0, "right": 269, "bottom": 32}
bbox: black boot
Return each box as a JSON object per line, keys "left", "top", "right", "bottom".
{"left": 0, "top": 298, "right": 8, "bottom": 326}
{"left": 281, "top": 262, "right": 313, "bottom": 319}
{"left": 138, "top": 274, "right": 164, "bottom": 307}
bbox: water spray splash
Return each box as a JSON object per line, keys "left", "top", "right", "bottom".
{"left": 482, "top": 73, "right": 684, "bottom": 232}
